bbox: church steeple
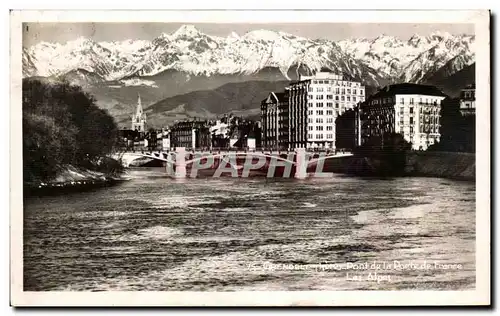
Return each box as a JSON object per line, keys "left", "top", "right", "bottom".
{"left": 131, "top": 93, "right": 147, "bottom": 133}
{"left": 136, "top": 93, "right": 143, "bottom": 116}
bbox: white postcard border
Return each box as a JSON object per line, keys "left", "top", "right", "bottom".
{"left": 9, "top": 9, "right": 490, "bottom": 306}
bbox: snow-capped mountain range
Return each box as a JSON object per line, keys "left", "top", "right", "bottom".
{"left": 338, "top": 31, "right": 475, "bottom": 82}
{"left": 23, "top": 25, "right": 475, "bottom": 87}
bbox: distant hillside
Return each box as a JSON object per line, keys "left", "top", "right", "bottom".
{"left": 130, "top": 80, "right": 290, "bottom": 127}
{"left": 424, "top": 63, "right": 475, "bottom": 98}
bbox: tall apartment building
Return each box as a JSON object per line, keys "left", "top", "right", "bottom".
{"left": 260, "top": 92, "right": 289, "bottom": 149}
{"left": 297, "top": 72, "right": 365, "bottom": 149}
{"left": 358, "top": 83, "right": 447, "bottom": 151}
{"left": 459, "top": 84, "right": 476, "bottom": 116}
{"left": 261, "top": 72, "right": 365, "bottom": 150}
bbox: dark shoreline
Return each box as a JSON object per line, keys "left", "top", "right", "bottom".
{"left": 23, "top": 177, "right": 127, "bottom": 197}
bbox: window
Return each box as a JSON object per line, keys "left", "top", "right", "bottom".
{"left": 308, "top": 95, "right": 313, "bottom": 100}
{"left": 327, "top": 134, "right": 333, "bottom": 139}
{"left": 360, "top": 90, "right": 363, "bottom": 95}
{"left": 316, "top": 118, "right": 324, "bottom": 123}
{"left": 316, "top": 110, "right": 324, "bottom": 115}
{"left": 327, "top": 95, "right": 333, "bottom": 99}
{"left": 307, "top": 118, "right": 313, "bottom": 123}
{"left": 353, "top": 89, "right": 357, "bottom": 95}
{"left": 347, "top": 96, "right": 351, "bottom": 102}
{"left": 327, "top": 87, "right": 332, "bottom": 92}
{"left": 410, "top": 117, "right": 414, "bottom": 124}
{"left": 400, "top": 98, "right": 404, "bottom": 104}
{"left": 327, "top": 126, "right": 333, "bottom": 131}
{"left": 308, "top": 110, "right": 313, "bottom": 115}
{"left": 341, "top": 96, "right": 345, "bottom": 101}
{"left": 410, "top": 98, "right": 414, "bottom": 105}
{"left": 308, "top": 134, "right": 313, "bottom": 139}
{"left": 316, "top": 126, "right": 323, "bottom": 131}
{"left": 308, "top": 102, "right": 313, "bottom": 107}
{"left": 341, "top": 89, "right": 345, "bottom": 94}
{"left": 316, "top": 95, "right": 324, "bottom": 100}
{"left": 316, "top": 134, "right": 323, "bottom": 139}
{"left": 327, "top": 118, "right": 334, "bottom": 123}
{"left": 327, "top": 110, "right": 333, "bottom": 115}
{"left": 317, "top": 87, "right": 324, "bottom": 92}
{"left": 308, "top": 126, "right": 313, "bottom": 131}
{"left": 353, "top": 97, "right": 357, "bottom": 102}
{"left": 317, "top": 102, "right": 324, "bottom": 107}
{"left": 347, "top": 89, "right": 351, "bottom": 94}
{"left": 410, "top": 107, "right": 414, "bottom": 114}
{"left": 335, "top": 96, "right": 339, "bottom": 101}
{"left": 327, "top": 102, "right": 333, "bottom": 107}
{"left": 313, "top": 80, "right": 318, "bottom": 84}
{"left": 308, "top": 87, "right": 313, "bottom": 92}
{"left": 335, "top": 103, "right": 339, "bottom": 108}
{"left": 335, "top": 88, "right": 340, "bottom": 94}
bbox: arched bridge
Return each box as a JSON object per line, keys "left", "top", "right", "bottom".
{"left": 113, "top": 148, "right": 353, "bottom": 179}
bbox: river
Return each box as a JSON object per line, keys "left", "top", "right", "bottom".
{"left": 23, "top": 168, "right": 476, "bottom": 291}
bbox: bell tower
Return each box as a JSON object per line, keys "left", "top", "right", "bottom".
{"left": 131, "top": 94, "right": 147, "bottom": 132}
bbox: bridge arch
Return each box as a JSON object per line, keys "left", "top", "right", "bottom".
{"left": 184, "top": 152, "right": 297, "bottom": 167}
{"left": 307, "top": 153, "right": 354, "bottom": 166}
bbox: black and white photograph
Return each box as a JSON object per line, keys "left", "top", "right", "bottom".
{"left": 10, "top": 9, "right": 490, "bottom": 306}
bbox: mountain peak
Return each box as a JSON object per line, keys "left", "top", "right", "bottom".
{"left": 243, "top": 29, "right": 281, "bottom": 41}
{"left": 228, "top": 31, "right": 240, "bottom": 39}
{"left": 173, "top": 24, "right": 202, "bottom": 38}
{"left": 67, "top": 36, "right": 94, "bottom": 46}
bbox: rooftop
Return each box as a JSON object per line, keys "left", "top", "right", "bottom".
{"left": 274, "top": 92, "right": 287, "bottom": 102}
{"left": 371, "top": 83, "right": 448, "bottom": 98}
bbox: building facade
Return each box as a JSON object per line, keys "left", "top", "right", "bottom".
{"left": 335, "top": 107, "right": 361, "bottom": 152}
{"left": 358, "top": 83, "right": 447, "bottom": 151}
{"left": 459, "top": 84, "right": 476, "bottom": 116}
{"left": 287, "top": 80, "right": 309, "bottom": 149}
{"left": 262, "top": 71, "right": 365, "bottom": 150}
{"left": 260, "top": 92, "right": 289, "bottom": 149}
{"left": 131, "top": 94, "right": 147, "bottom": 133}
{"left": 301, "top": 72, "right": 365, "bottom": 149}
{"left": 170, "top": 120, "right": 211, "bottom": 149}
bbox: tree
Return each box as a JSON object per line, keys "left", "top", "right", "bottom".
{"left": 428, "top": 97, "right": 475, "bottom": 153}
{"left": 354, "top": 132, "right": 411, "bottom": 176}
{"left": 22, "top": 78, "right": 120, "bottom": 183}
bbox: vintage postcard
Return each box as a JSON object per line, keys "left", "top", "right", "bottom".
{"left": 10, "top": 10, "right": 490, "bottom": 306}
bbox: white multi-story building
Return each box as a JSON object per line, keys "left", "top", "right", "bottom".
{"left": 288, "top": 72, "right": 365, "bottom": 149}
{"left": 459, "top": 84, "right": 476, "bottom": 116}
{"left": 359, "top": 83, "right": 447, "bottom": 150}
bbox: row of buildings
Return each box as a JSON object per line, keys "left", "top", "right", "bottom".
{"left": 261, "top": 72, "right": 366, "bottom": 150}
{"left": 122, "top": 98, "right": 261, "bottom": 151}
{"left": 261, "top": 71, "right": 476, "bottom": 151}
{"left": 125, "top": 73, "right": 476, "bottom": 152}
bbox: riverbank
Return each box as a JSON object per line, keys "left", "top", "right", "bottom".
{"left": 324, "top": 151, "right": 475, "bottom": 181}
{"left": 24, "top": 164, "right": 125, "bottom": 197}
{"left": 405, "top": 151, "right": 475, "bottom": 181}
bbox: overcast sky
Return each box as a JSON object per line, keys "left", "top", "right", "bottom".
{"left": 23, "top": 22, "right": 474, "bottom": 46}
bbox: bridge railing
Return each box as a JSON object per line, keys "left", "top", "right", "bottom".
{"left": 117, "top": 147, "right": 352, "bottom": 157}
